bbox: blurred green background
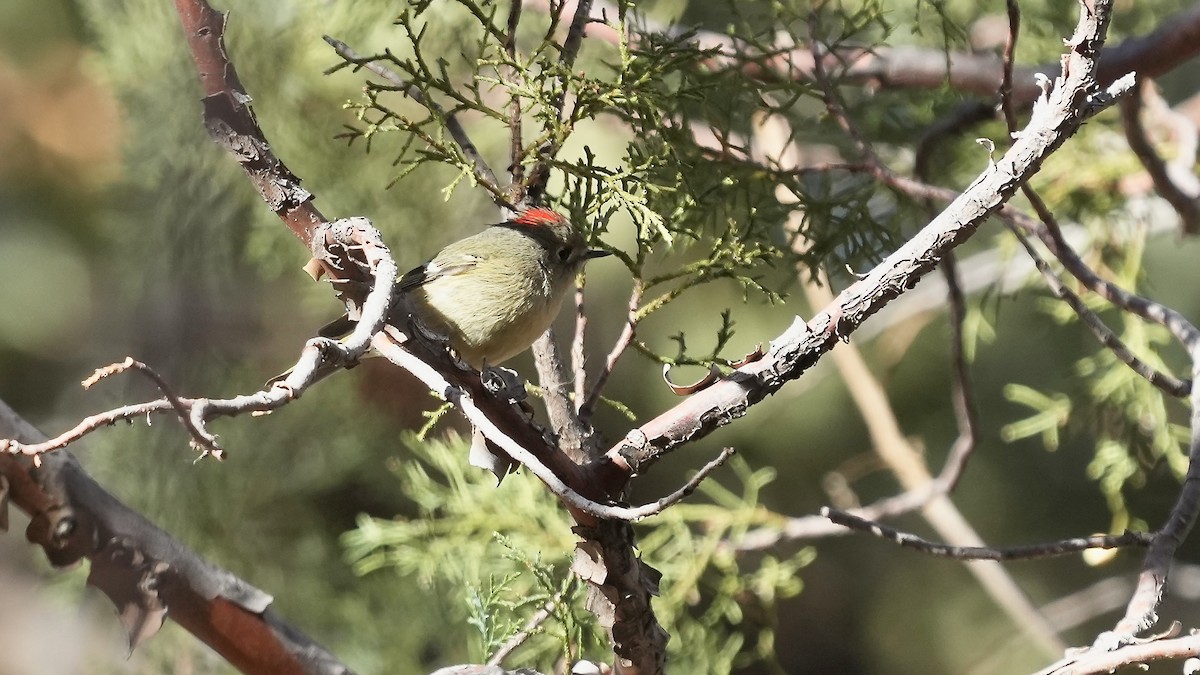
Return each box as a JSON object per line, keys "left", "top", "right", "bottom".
{"left": 4, "top": 0, "right": 1200, "bottom": 673}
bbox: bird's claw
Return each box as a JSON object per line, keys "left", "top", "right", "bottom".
{"left": 480, "top": 365, "right": 526, "bottom": 403}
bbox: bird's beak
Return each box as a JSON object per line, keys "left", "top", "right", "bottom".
{"left": 586, "top": 249, "right": 611, "bottom": 260}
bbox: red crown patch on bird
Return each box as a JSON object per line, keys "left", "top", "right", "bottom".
{"left": 513, "top": 207, "right": 567, "bottom": 228}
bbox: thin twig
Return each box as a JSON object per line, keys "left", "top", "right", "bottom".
{"left": 525, "top": 0, "right": 594, "bottom": 199}
{"left": 98, "top": 357, "right": 223, "bottom": 460}
{"left": 322, "top": 35, "right": 507, "bottom": 205}
{"left": 879, "top": 173, "right": 1198, "bottom": 393}
{"left": 541, "top": 0, "right": 568, "bottom": 44}
{"left": 642, "top": 447, "right": 736, "bottom": 514}
{"left": 1103, "top": 357, "right": 1200, "bottom": 646}
{"left": 734, "top": 481, "right": 943, "bottom": 550}
{"left": 999, "top": 0, "right": 1021, "bottom": 133}
{"left": 1120, "top": 79, "right": 1200, "bottom": 233}
{"left": 571, "top": 282, "right": 589, "bottom": 406}
{"left": 2, "top": 398, "right": 172, "bottom": 458}
{"left": 763, "top": 39, "right": 1070, "bottom": 656}
{"left": 1025, "top": 199, "right": 1200, "bottom": 349}
{"left": 579, "top": 280, "right": 643, "bottom": 420}
{"left": 532, "top": 329, "right": 590, "bottom": 462}
{"left": 504, "top": 0, "right": 527, "bottom": 195}
{"left": 1001, "top": 44, "right": 1188, "bottom": 398}
{"left": 806, "top": 11, "right": 883, "bottom": 170}
{"left": 373, "top": 331, "right": 730, "bottom": 521}
{"left": 557, "top": 0, "right": 594, "bottom": 79}
{"left": 915, "top": 100, "right": 981, "bottom": 495}
{"left": 823, "top": 508, "right": 1154, "bottom": 560}
{"left": 1006, "top": 223, "right": 1190, "bottom": 396}
{"left": 1, "top": 378, "right": 299, "bottom": 460}
{"left": 487, "top": 592, "right": 562, "bottom": 666}
{"left": 938, "top": 253, "right": 980, "bottom": 491}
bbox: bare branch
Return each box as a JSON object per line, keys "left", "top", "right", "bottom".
{"left": 2, "top": 398, "right": 172, "bottom": 459}
{"left": 571, "top": 284, "right": 589, "bottom": 406}
{"left": 637, "top": 447, "right": 736, "bottom": 516}
{"left": 91, "top": 357, "right": 222, "bottom": 459}
{"left": 372, "top": 330, "right": 725, "bottom": 523}
{"left": 0, "top": 399, "right": 353, "bottom": 674}
{"left": 1121, "top": 79, "right": 1200, "bottom": 234}
{"left": 604, "top": 5, "right": 1128, "bottom": 479}
{"left": 938, "top": 254, "right": 979, "bottom": 492}
{"left": 579, "top": 280, "right": 643, "bottom": 421}
{"left": 2, "top": 217, "right": 399, "bottom": 462}
{"left": 823, "top": 508, "right": 1154, "bottom": 560}
{"left": 532, "top": 329, "right": 591, "bottom": 462}
{"left": 1006, "top": 223, "right": 1190, "bottom": 396}
{"left": 505, "top": 0, "right": 526, "bottom": 193}
{"left": 999, "top": 0, "right": 1021, "bottom": 133}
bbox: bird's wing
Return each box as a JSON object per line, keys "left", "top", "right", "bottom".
{"left": 309, "top": 253, "right": 479, "bottom": 341}
{"left": 396, "top": 253, "right": 482, "bottom": 293}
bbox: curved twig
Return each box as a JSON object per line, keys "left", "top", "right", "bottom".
{"left": 1120, "top": 79, "right": 1200, "bottom": 234}
{"left": 372, "top": 331, "right": 730, "bottom": 522}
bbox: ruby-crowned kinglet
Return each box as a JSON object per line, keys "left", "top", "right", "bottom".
{"left": 401, "top": 207, "right": 609, "bottom": 367}
{"left": 316, "top": 207, "right": 608, "bottom": 371}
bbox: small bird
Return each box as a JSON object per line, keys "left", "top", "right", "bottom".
{"left": 316, "top": 207, "right": 609, "bottom": 371}
{"left": 400, "top": 206, "right": 609, "bottom": 367}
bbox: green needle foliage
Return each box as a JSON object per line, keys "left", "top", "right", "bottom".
{"left": 341, "top": 432, "right": 812, "bottom": 672}
{"left": 331, "top": 0, "right": 919, "bottom": 369}
{"left": 36, "top": 0, "right": 1200, "bottom": 672}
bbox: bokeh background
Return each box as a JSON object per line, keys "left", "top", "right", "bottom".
{"left": 4, "top": 1, "right": 1200, "bottom": 673}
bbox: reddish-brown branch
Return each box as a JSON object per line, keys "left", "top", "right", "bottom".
{"left": 173, "top": 0, "right": 327, "bottom": 260}
{"left": 0, "top": 401, "right": 351, "bottom": 675}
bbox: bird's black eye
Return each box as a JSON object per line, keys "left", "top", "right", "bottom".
{"left": 557, "top": 247, "right": 572, "bottom": 262}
